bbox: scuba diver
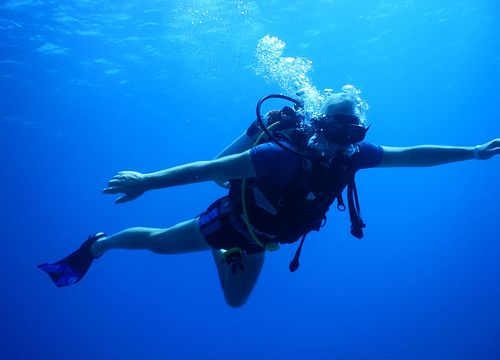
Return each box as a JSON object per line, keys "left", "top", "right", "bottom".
{"left": 38, "top": 87, "right": 500, "bottom": 308}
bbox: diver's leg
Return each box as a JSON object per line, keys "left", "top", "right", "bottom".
{"left": 91, "top": 218, "right": 210, "bottom": 257}
{"left": 39, "top": 218, "right": 210, "bottom": 287}
{"left": 212, "top": 250, "right": 265, "bottom": 308}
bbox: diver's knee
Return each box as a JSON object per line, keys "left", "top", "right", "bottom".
{"left": 224, "top": 294, "right": 250, "bottom": 308}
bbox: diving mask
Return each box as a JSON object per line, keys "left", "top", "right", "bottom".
{"left": 315, "top": 114, "right": 369, "bottom": 145}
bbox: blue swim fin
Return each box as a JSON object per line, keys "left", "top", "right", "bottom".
{"left": 38, "top": 232, "right": 105, "bottom": 287}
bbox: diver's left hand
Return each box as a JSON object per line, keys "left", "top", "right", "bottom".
{"left": 103, "top": 171, "right": 146, "bottom": 204}
{"left": 475, "top": 138, "right": 500, "bottom": 160}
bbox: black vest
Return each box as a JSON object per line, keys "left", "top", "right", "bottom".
{"left": 229, "top": 145, "right": 360, "bottom": 245}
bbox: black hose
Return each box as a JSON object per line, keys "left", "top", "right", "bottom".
{"left": 255, "top": 94, "right": 309, "bottom": 158}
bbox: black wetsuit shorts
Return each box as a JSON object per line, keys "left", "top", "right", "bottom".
{"left": 198, "top": 197, "right": 264, "bottom": 254}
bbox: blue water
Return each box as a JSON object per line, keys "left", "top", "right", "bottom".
{"left": 1, "top": 1, "right": 499, "bottom": 359}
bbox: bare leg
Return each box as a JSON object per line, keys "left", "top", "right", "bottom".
{"left": 91, "top": 217, "right": 264, "bottom": 308}
{"left": 212, "top": 249, "right": 265, "bottom": 308}
{"left": 91, "top": 218, "right": 210, "bottom": 257}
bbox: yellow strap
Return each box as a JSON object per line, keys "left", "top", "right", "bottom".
{"left": 241, "top": 122, "right": 281, "bottom": 251}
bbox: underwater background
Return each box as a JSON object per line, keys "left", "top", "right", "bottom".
{"left": 1, "top": 0, "right": 499, "bottom": 359}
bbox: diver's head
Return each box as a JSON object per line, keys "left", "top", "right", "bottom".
{"left": 314, "top": 92, "right": 369, "bottom": 146}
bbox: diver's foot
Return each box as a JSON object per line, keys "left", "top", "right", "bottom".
{"left": 38, "top": 232, "right": 106, "bottom": 287}
{"left": 90, "top": 232, "right": 107, "bottom": 258}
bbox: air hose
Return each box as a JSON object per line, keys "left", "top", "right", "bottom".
{"left": 241, "top": 94, "right": 307, "bottom": 251}
{"left": 241, "top": 122, "right": 281, "bottom": 250}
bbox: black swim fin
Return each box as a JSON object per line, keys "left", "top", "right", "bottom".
{"left": 38, "top": 232, "right": 105, "bottom": 287}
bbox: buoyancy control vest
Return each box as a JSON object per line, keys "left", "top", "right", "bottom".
{"left": 229, "top": 106, "right": 366, "bottom": 247}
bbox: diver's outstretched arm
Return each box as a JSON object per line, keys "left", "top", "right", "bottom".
{"left": 103, "top": 151, "right": 256, "bottom": 203}
{"left": 378, "top": 138, "right": 500, "bottom": 168}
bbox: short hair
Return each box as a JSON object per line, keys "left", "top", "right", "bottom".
{"left": 322, "top": 93, "right": 360, "bottom": 117}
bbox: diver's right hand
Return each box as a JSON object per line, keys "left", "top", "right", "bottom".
{"left": 103, "top": 171, "right": 146, "bottom": 204}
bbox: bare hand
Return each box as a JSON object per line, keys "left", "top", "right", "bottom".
{"left": 103, "top": 171, "right": 146, "bottom": 203}
{"left": 476, "top": 138, "right": 500, "bottom": 160}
